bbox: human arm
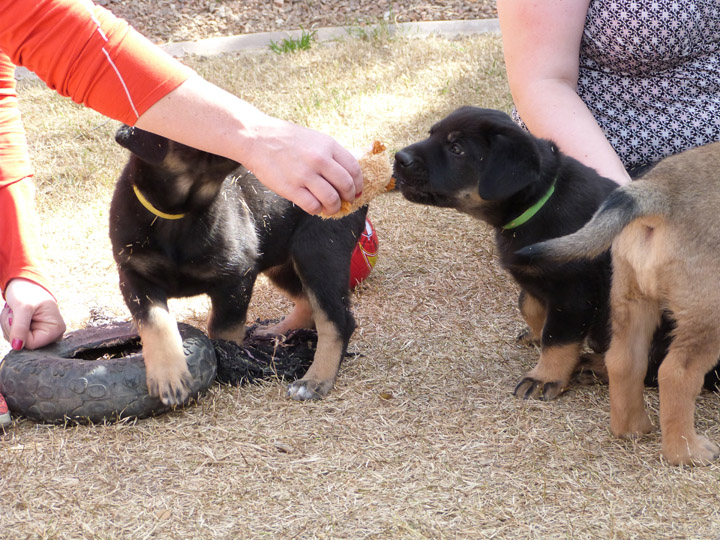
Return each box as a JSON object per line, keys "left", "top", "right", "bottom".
{"left": 497, "top": 0, "right": 631, "bottom": 185}
{"left": 0, "top": 180, "right": 66, "bottom": 350}
{"left": 0, "top": 49, "right": 65, "bottom": 350}
{"left": 134, "top": 76, "right": 362, "bottom": 216}
{"left": 0, "top": 0, "right": 361, "bottom": 214}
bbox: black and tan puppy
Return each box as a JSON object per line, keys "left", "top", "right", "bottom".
{"left": 110, "top": 125, "right": 366, "bottom": 405}
{"left": 393, "top": 106, "right": 618, "bottom": 400}
{"left": 518, "top": 142, "right": 720, "bottom": 465}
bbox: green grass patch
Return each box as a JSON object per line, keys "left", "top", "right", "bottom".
{"left": 269, "top": 27, "right": 317, "bottom": 53}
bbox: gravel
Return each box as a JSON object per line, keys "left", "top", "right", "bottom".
{"left": 100, "top": 0, "right": 497, "bottom": 44}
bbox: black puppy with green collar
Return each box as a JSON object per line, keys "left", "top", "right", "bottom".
{"left": 393, "top": 106, "right": 617, "bottom": 400}
{"left": 110, "top": 125, "right": 366, "bottom": 406}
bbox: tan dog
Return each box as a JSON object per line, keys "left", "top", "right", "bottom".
{"left": 519, "top": 142, "right": 720, "bottom": 465}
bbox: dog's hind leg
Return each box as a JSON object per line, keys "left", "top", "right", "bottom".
{"left": 286, "top": 290, "right": 349, "bottom": 400}
{"left": 255, "top": 294, "right": 315, "bottom": 337}
{"left": 284, "top": 255, "right": 356, "bottom": 400}
{"left": 657, "top": 321, "right": 720, "bottom": 466}
{"left": 605, "top": 264, "right": 659, "bottom": 439}
{"left": 255, "top": 262, "right": 315, "bottom": 336}
{"left": 282, "top": 215, "right": 362, "bottom": 400}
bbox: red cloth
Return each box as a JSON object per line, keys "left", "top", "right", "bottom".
{"left": 0, "top": 0, "right": 192, "bottom": 296}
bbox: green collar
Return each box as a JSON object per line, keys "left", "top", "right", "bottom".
{"left": 502, "top": 178, "right": 557, "bottom": 230}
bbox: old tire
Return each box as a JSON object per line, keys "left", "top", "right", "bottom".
{"left": 0, "top": 322, "right": 217, "bottom": 424}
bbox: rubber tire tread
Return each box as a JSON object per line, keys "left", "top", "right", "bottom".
{"left": 0, "top": 322, "right": 216, "bottom": 424}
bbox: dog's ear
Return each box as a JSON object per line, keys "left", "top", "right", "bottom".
{"left": 477, "top": 125, "right": 541, "bottom": 200}
{"left": 115, "top": 125, "right": 169, "bottom": 165}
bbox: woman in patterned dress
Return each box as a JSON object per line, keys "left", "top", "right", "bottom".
{"left": 497, "top": 0, "right": 720, "bottom": 184}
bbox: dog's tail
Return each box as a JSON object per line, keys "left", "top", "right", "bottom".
{"left": 516, "top": 180, "right": 669, "bottom": 261}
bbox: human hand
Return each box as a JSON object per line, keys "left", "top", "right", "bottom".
{"left": 1, "top": 278, "right": 66, "bottom": 350}
{"left": 236, "top": 115, "right": 364, "bottom": 216}
{"left": 135, "top": 76, "right": 364, "bottom": 215}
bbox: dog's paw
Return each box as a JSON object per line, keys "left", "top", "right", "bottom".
{"left": 516, "top": 329, "right": 540, "bottom": 347}
{"left": 571, "top": 353, "right": 609, "bottom": 385}
{"left": 663, "top": 434, "right": 720, "bottom": 466}
{"left": 286, "top": 379, "right": 333, "bottom": 401}
{"left": 253, "top": 323, "right": 283, "bottom": 338}
{"left": 146, "top": 365, "right": 193, "bottom": 406}
{"left": 513, "top": 377, "right": 565, "bottom": 401}
{"left": 611, "top": 411, "right": 654, "bottom": 439}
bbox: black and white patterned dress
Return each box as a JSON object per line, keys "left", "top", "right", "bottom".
{"left": 514, "top": 0, "right": 720, "bottom": 169}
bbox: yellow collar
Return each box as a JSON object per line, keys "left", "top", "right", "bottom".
{"left": 132, "top": 184, "right": 186, "bottom": 220}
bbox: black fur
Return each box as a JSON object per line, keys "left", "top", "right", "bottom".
{"left": 109, "top": 125, "right": 366, "bottom": 401}
{"left": 394, "top": 107, "right": 618, "bottom": 396}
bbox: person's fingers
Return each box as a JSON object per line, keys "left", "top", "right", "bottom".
{"left": 318, "top": 157, "right": 356, "bottom": 204}
{"left": 289, "top": 187, "right": 324, "bottom": 215}
{"left": 239, "top": 120, "right": 363, "bottom": 213}
{"left": 303, "top": 173, "right": 347, "bottom": 215}
{"left": 1, "top": 303, "right": 11, "bottom": 342}
{"left": 7, "top": 303, "right": 32, "bottom": 351}
{"left": 3, "top": 279, "right": 66, "bottom": 350}
{"left": 292, "top": 145, "right": 356, "bottom": 206}
{"left": 25, "top": 325, "right": 64, "bottom": 350}
{"left": 332, "top": 146, "right": 364, "bottom": 199}
{"left": 23, "top": 301, "right": 66, "bottom": 350}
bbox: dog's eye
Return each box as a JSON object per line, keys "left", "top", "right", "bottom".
{"left": 449, "top": 142, "right": 464, "bottom": 156}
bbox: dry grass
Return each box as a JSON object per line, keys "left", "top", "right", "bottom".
{"left": 2, "top": 33, "right": 720, "bottom": 539}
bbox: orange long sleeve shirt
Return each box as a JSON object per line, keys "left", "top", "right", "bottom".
{"left": 0, "top": 0, "right": 192, "bottom": 297}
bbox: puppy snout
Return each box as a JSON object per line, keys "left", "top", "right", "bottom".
{"left": 394, "top": 150, "right": 416, "bottom": 169}
{"left": 393, "top": 150, "right": 425, "bottom": 184}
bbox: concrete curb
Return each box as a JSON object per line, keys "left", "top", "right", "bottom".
{"left": 161, "top": 18, "right": 500, "bottom": 57}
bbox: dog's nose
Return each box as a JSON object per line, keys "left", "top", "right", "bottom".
{"left": 394, "top": 150, "right": 415, "bottom": 170}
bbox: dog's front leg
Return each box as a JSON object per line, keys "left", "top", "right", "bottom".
{"left": 516, "top": 290, "right": 546, "bottom": 346}
{"left": 513, "top": 305, "right": 592, "bottom": 400}
{"left": 119, "top": 272, "right": 191, "bottom": 406}
{"left": 514, "top": 342, "right": 582, "bottom": 401}
{"left": 207, "top": 275, "right": 257, "bottom": 344}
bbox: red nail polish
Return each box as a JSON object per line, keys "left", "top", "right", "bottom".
{"left": 11, "top": 339, "right": 23, "bottom": 351}
{"left": 355, "top": 191, "right": 363, "bottom": 199}
{"left": 8, "top": 316, "right": 12, "bottom": 326}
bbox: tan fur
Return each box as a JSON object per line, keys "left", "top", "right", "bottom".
{"left": 138, "top": 305, "right": 192, "bottom": 405}
{"left": 286, "top": 292, "right": 344, "bottom": 400}
{"left": 254, "top": 295, "right": 314, "bottom": 337}
{"left": 603, "top": 142, "right": 720, "bottom": 465}
{"left": 519, "top": 291, "right": 546, "bottom": 343}
{"left": 515, "top": 343, "right": 582, "bottom": 400}
{"left": 206, "top": 315, "right": 246, "bottom": 344}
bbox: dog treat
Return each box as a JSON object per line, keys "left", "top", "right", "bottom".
{"left": 321, "top": 140, "right": 395, "bottom": 219}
